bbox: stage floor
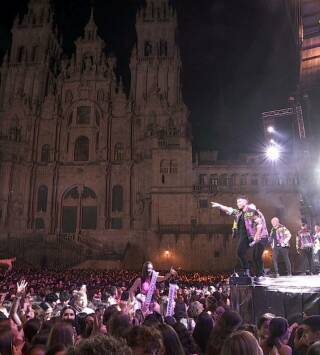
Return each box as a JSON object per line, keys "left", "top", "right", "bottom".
{"left": 255, "top": 275, "right": 320, "bottom": 293}
{"left": 231, "top": 275, "right": 320, "bottom": 324}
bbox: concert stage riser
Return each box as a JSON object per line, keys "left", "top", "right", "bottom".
{"left": 230, "top": 276, "right": 320, "bottom": 324}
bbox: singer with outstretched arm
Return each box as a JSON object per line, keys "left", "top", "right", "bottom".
{"left": 211, "top": 195, "right": 269, "bottom": 280}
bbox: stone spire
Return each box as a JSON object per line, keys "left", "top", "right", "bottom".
{"left": 84, "top": 8, "right": 98, "bottom": 41}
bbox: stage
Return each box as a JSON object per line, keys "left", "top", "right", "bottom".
{"left": 230, "top": 275, "right": 320, "bottom": 324}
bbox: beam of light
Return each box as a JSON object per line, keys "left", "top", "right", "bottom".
{"left": 266, "top": 145, "right": 280, "bottom": 161}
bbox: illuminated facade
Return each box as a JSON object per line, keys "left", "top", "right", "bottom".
{"left": 0, "top": 0, "right": 302, "bottom": 271}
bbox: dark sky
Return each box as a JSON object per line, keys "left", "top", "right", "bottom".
{"left": 0, "top": 0, "right": 299, "bottom": 158}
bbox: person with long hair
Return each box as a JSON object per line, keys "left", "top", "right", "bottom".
{"left": 260, "top": 317, "right": 292, "bottom": 355}
{"left": 129, "top": 261, "right": 177, "bottom": 313}
{"left": 206, "top": 310, "right": 243, "bottom": 355}
{"left": 157, "top": 323, "right": 185, "bottom": 355}
{"left": 46, "top": 321, "right": 75, "bottom": 350}
{"left": 220, "top": 330, "right": 263, "bottom": 355}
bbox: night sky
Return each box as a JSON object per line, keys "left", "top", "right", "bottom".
{"left": 0, "top": 0, "right": 299, "bottom": 158}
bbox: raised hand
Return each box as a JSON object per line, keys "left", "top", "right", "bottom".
{"left": 17, "top": 279, "right": 28, "bottom": 296}
{"left": 170, "top": 267, "right": 177, "bottom": 276}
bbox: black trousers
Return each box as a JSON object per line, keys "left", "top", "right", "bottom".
{"left": 252, "top": 239, "right": 268, "bottom": 277}
{"left": 237, "top": 237, "right": 250, "bottom": 270}
{"left": 301, "top": 248, "right": 314, "bottom": 274}
{"left": 272, "top": 246, "right": 292, "bottom": 275}
{"left": 237, "top": 238, "right": 267, "bottom": 276}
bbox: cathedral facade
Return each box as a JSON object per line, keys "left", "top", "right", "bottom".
{"left": 0, "top": 0, "right": 302, "bottom": 271}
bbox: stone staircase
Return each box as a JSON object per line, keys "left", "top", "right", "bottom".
{"left": 0, "top": 233, "right": 129, "bottom": 269}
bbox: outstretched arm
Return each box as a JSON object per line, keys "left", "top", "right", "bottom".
{"left": 210, "top": 202, "right": 234, "bottom": 215}
{"left": 157, "top": 267, "right": 177, "bottom": 282}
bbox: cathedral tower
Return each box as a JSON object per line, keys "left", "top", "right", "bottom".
{"left": 130, "top": 0, "right": 182, "bottom": 106}
{"left": 0, "top": 0, "right": 61, "bottom": 232}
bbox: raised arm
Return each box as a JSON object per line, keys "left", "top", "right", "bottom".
{"left": 10, "top": 279, "right": 28, "bottom": 327}
{"left": 210, "top": 202, "right": 234, "bottom": 215}
{"left": 157, "top": 267, "right": 177, "bottom": 282}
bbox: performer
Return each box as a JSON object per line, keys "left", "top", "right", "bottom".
{"left": 270, "top": 217, "right": 292, "bottom": 277}
{"left": 211, "top": 196, "right": 268, "bottom": 279}
{"left": 129, "top": 261, "right": 177, "bottom": 314}
{"left": 296, "top": 223, "right": 315, "bottom": 275}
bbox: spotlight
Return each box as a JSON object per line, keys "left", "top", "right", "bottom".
{"left": 270, "top": 139, "right": 275, "bottom": 144}
{"left": 266, "top": 145, "right": 280, "bottom": 161}
{"left": 267, "top": 126, "right": 275, "bottom": 133}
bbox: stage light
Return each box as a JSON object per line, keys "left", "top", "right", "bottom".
{"left": 267, "top": 126, "right": 275, "bottom": 133}
{"left": 266, "top": 145, "right": 280, "bottom": 161}
{"left": 270, "top": 139, "right": 275, "bottom": 144}
{"left": 164, "top": 250, "right": 170, "bottom": 257}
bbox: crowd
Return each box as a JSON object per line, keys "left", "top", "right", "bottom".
{"left": 0, "top": 264, "right": 320, "bottom": 355}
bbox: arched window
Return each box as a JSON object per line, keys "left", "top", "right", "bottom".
{"left": 62, "top": 187, "right": 78, "bottom": 233}
{"left": 144, "top": 41, "right": 152, "bottom": 57}
{"left": 17, "top": 46, "right": 25, "bottom": 62}
{"left": 160, "top": 160, "right": 170, "bottom": 174}
{"left": 77, "top": 106, "right": 91, "bottom": 124}
{"left": 114, "top": 143, "right": 124, "bottom": 161}
{"left": 210, "top": 174, "right": 219, "bottom": 185}
{"left": 170, "top": 160, "right": 178, "bottom": 174}
{"left": 81, "top": 187, "right": 97, "bottom": 230}
{"left": 167, "top": 118, "right": 177, "bottom": 136}
{"left": 61, "top": 186, "right": 97, "bottom": 233}
{"left": 37, "top": 185, "right": 48, "bottom": 212}
{"left": 74, "top": 136, "right": 89, "bottom": 161}
{"left": 112, "top": 185, "right": 123, "bottom": 212}
{"left": 159, "top": 40, "right": 168, "bottom": 56}
{"left": 41, "top": 144, "right": 50, "bottom": 162}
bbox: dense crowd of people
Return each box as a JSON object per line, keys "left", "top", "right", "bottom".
{"left": 0, "top": 263, "right": 320, "bottom": 355}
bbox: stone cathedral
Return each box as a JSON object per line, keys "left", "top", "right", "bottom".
{"left": 0, "top": 0, "right": 302, "bottom": 271}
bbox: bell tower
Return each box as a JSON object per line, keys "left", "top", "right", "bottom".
{"left": 0, "top": 0, "right": 61, "bottom": 109}
{"left": 130, "top": 0, "right": 182, "bottom": 106}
